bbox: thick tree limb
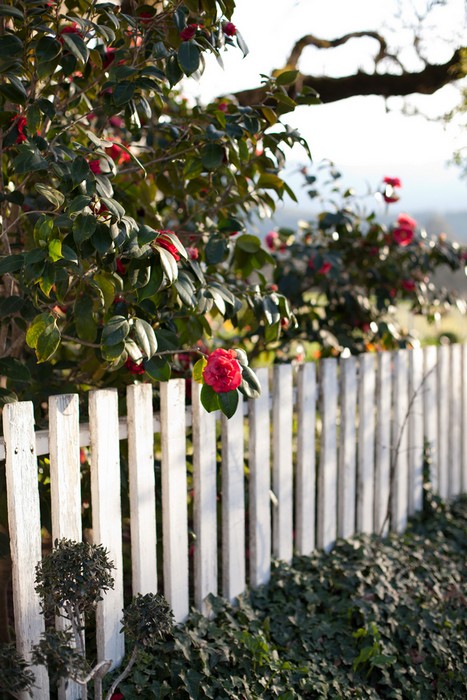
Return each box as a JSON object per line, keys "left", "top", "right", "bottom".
{"left": 286, "top": 31, "right": 394, "bottom": 68}
{"left": 233, "top": 48, "right": 465, "bottom": 106}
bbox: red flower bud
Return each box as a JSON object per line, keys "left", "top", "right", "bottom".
{"left": 89, "top": 159, "right": 101, "bottom": 174}
{"left": 202, "top": 348, "right": 242, "bottom": 393}
{"left": 180, "top": 24, "right": 198, "bottom": 41}
{"left": 125, "top": 358, "right": 145, "bottom": 375}
{"left": 155, "top": 231, "right": 181, "bottom": 261}
{"left": 223, "top": 22, "right": 237, "bottom": 36}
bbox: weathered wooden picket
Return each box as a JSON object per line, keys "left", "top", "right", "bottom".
{"left": 2, "top": 344, "right": 467, "bottom": 700}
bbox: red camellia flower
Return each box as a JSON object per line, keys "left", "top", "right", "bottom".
{"left": 155, "top": 231, "right": 181, "bottom": 261}
{"left": 383, "top": 176, "right": 402, "bottom": 188}
{"left": 186, "top": 246, "right": 199, "bottom": 260}
{"left": 89, "top": 159, "right": 101, "bottom": 174}
{"left": 125, "top": 358, "right": 145, "bottom": 375}
{"left": 203, "top": 348, "right": 242, "bottom": 393}
{"left": 13, "top": 115, "right": 27, "bottom": 144}
{"left": 180, "top": 24, "right": 198, "bottom": 41}
{"left": 110, "top": 692, "right": 124, "bottom": 700}
{"left": 382, "top": 176, "right": 402, "bottom": 203}
{"left": 265, "top": 231, "right": 278, "bottom": 251}
{"left": 106, "top": 143, "right": 131, "bottom": 165}
{"left": 115, "top": 259, "right": 127, "bottom": 275}
{"left": 396, "top": 212, "right": 417, "bottom": 231}
{"left": 402, "top": 279, "right": 416, "bottom": 292}
{"left": 59, "top": 22, "right": 83, "bottom": 42}
{"left": 392, "top": 226, "right": 414, "bottom": 246}
{"left": 223, "top": 22, "right": 237, "bottom": 36}
{"left": 318, "top": 261, "right": 332, "bottom": 275}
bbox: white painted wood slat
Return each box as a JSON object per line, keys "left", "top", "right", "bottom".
{"left": 272, "top": 364, "right": 294, "bottom": 563}
{"left": 192, "top": 381, "right": 218, "bottom": 614}
{"left": 48, "top": 394, "right": 82, "bottom": 700}
{"left": 449, "top": 344, "right": 462, "bottom": 498}
{"left": 248, "top": 367, "right": 271, "bottom": 588}
{"left": 127, "top": 383, "right": 158, "bottom": 595}
{"left": 317, "top": 359, "right": 338, "bottom": 551}
{"left": 3, "top": 401, "right": 50, "bottom": 699}
{"left": 160, "top": 380, "right": 189, "bottom": 622}
{"left": 357, "top": 353, "right": 376, "bottom": 534}
{"left": 437, "top": 345, "right": 450, "bottom": 499}
{"left": 296, "top": 363, "right": 316, "bottom": 555}
{"left": 89, "top": 389, "right": 124, "bottom": 669}
{"left": 338, "top": 356, "right": 357, "bottom": 540}
{"left": 392, "top": 350, "right": 409, "bottom": 533}
{"left": 221, "top": 395, "right": 245, "bottom": 602}
{"left": 374, "top": 352, "right": 391, "bottom": 536}
{"left": 408, "top": 347, "right": 424, "bottom": 515}
{"left": 423, "top": 345, "right": 439, "bottom": 492}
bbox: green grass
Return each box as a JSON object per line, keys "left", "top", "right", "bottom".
{"left": 110, "top": 492, "right": 467, "bottom": 699}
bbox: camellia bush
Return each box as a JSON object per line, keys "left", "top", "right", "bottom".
{"left": 0, "top": 0, "right": 318, "bottom": 416}
{"left": 246, "top": 166, "right": 467, "bottom": 361}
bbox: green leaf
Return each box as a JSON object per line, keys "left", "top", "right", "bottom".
{"left": 276, "top": 69, "right": 299, "bottom": 86}
{"left": 238, "top": 365, "right": 262, "bottom": 399}
{"left": 133, "top": 318, "right": 158, "bottom": 359}
{"left": 218, "top": 389, "right": 239, "bottom": 419}
{"left": 166, "top": 54, "right": 183, "bottom": 87}
{"left": 193, "top": 356, "right": 207, "bottom": 383}
{"left": 13, "top": 146, "right": 48, "bottom": 174}
{"left": 101, "top": 315, "right": 130, "bottom": 346}
{"left": 73, "top": 213, "right": 97, "bottom": 245}
{"left": 0, "top": 5, "right": 24, "bottom": 19}
{"left": 34, "top": 217, "right": 54, "bottom": 246}
{"left": 74, "top": 294, "right": 97, "bottom": 343}
{"left": 0, "top": 253, "right": 24, "bottom": 274}
{"left": 93, "top": 272, "right": 116, "bottom": 310}
{"left": 62, "top": 32, "right": 89, "bottom": 64}
{"left": 113, "top": 81, "right": 135, "bottom": 106}
{"left": 144, "top": 356, "right": 171, "bottom": 381}
{"left": 0, "top": 34, "right": 23, "bottom": 57}
{"left": 261, "top": 106, "right": 278, "bottom": 125}
{"left": 48, "top": 239, "right": 63, "bottom": 262}
{"left": 178, "top": 41, "right": 200, "bottom": 76}
{"left": 257, "top": 173, "right": 284, "bottom": 193}
{"left": 158, "top": 247, "right": 179, "bottom": 284}
{"left": 71, "top": 155, "right": 91, "bottom": 184}
{"left": 0, "top": 387, "right": 17, "bottom": 405}
{"left": 200, "top": 383, "right": 220, "bottom": 413}
{"left": 26, "top": 313, "right": 52, "bottom": 349}
{"left": 67, "top": 195, "right": 92, "bottom": 215}
{"left": 205, "top": 237, "right": 229, "bottom": 265}
{"left": 101, "top": 340, "right": 125, "bottom": 362}
{"left": 201, "top": 143, "right": 224, "bottom": 170}
{"left": 35, "top": 184, "right": 65, "bottom": 209}
{"left": 236, "top": 234, "right": 261, "bottom": 254}
{"left": 26, "top": 314, "right": 60, "bottom": 362}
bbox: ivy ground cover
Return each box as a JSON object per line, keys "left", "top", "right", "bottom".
{"left": 112, "top": 494, "right": 467, "bottom": 699}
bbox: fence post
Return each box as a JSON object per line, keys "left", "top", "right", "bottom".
{"left": 221, "top": 395, "right": 245, "bottom": 603}
{"left": 449, "top": 344, "right": 462, "bottom": 498}
{"left": 3, "top": 401, "right": 50, "bottom": 699}
{"left": 49, "top": 394, "right": 82, "bottom": 700}
{"left": 357, "top": 353, "right": 376, "bottom": 534}
{"left": 423, "top": 345, "right": 439, "bottom": 492}
{"left": 272, "top": 364, "right": 294, "bottom": 563}
{"left": 248, "top": 367, "right": 271, "bottom": 588}
{"left": 160, "top": 379, "right": 189, "bottom": 622}
{"left": 392, "top": 349, "right": 409, "bottom": 533}
{"left": 296, "top": 363, "right": 316, "bottom": 555}
{"left": 374, "top": 351, "right": 391, "bottom": 535}
{"left": 408, "top": 347, "right": 424, "bottom": 515}
{"left": 192, "top": 381, "right": 218, "bottom": 614}
{"left": 89, "top": 388, "right": 124, "bottom": 669}
{"left": 317, "top": 358, "right": 338, "bottom": 551}
{"left": 437, "top": 345, "right": 450, "bottom": 499}
{"left": 463, "top": 345, "right": 467, "bottom": 494}
{"left": 127, "top": 383, "right": 158, "bottom": 595}
{"left": 338, "top": 356, "right": 357, "bottom": 540}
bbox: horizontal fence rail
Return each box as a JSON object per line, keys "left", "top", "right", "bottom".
{"left": 1, "top": 345, "right": 467, "bottom": 699}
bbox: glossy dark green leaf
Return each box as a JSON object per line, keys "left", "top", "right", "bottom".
{"left": 218, "top": 389, "right": 239, "bottom": 418}
{"left": 200, "top": 383, "right": 220, "bottom": 413}
{"left": 101, "top": 315, "right": 130, "bottom": 346}
{"left": 144, "top": 355, "right": 171, "bottom": 381}
{"left": 0, "top": 253, "right": 24, "bottom": 274}
{"left": 236, "top": 234, "right": 261, "bottom": 254}
{"left": 35, "top": 184, "right": 65, "bottom": 209}
{"left": 178, "top": 41, "right": 200, "bottom": 76}
{"left": 205, "top": 237, "right": 229, "bottom": 265}
{"left": 134, "top": 318, "right": 158, "bottom": 358}
{"left": 201, "top": 143, "right": 224, "bottom": 170}
{"left": 0, "top": 357, "right": 31, "bottom": 383}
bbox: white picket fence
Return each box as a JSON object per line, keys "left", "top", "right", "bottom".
{"left": 2, "top": 344, "right": 467, "bottom": 699}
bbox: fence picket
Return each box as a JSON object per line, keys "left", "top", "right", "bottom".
{"left": 272, "top": 364, "right": 294, "bottom": 563}
{"left": 48, "top": 394, "right": 82, "bottom": 700}
{"left": 357, "top": 353, "right": 376, "bottom": 534}
{"left": 338, "top": 356, "right": 357, "bottom": 539}
{"left": 449, "top": 345, "right": 462, "bottom": 498}
{"left": 221, "top": 396, "right": 246, "bottom": 602}
{"left": 423, "top": 345, "right": 439, "bottom": 492}
{"left": 296, "top": 363, "right": 316, "bottom": 555}
{"left": 374, "top": 352, "right": 391, "bottom": 535}
{"left": 3, "top": 401, "right": 50, "bottom": 699}
{"left": 437, "top": 345, "right": 450, "bottom": 499}
{"left": 89, "top": 388, "right": 125, "bottom": 669}
{"left": 192, "top": 382, "right": 218, "bottom": 614}
{"left": 248, "top": 367, "right": 271, "bottom": 588}
{"left": 408, "top": 348, "right": 424, "bottom": 515}
{"left": 160, "top": 380, "right": 189, "bottom": 622}
{"left": 127, "top": 383, "right": 158, "bottom": 595}
{"left": 392, "top": 350, "right": 409, "bottom": 533}
{"left": 317, "top": 359, "right": 338, "bottom": 551}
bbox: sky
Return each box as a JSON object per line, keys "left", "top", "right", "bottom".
{"left": 184, "top": 0, "right": 467, "bottom": 214}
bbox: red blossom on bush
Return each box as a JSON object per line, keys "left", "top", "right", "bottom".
{"left": 318, "top": 261, "right": 332, "bottom": 275}
{"left": 265, "top": 231, "right": 278, "bottom": 250}
{"left": 392, "top": 226, "right": 414, "bottom": 246}
{"left": 203, "top": 348, "right": 242, "bottom": 393}
{"left": 397, "top": 212, "right": 417, "bottom": 231}
{"left": 155, "top": 231, "right": 181, "bottom": 261}
{"left": 89, "top": 159, "right": 101, "bottom": 174}
{"left": 59, "top": 23, "right": 83, "bottom": 42}
{"left": 383, "top": 176, "right": 402, "bottom": 188}
{"left": 186, "top": 246, "right": 199, "bottom": 260}
{"left": 103, "top": 47, "right": 117, "bottom": 69}
{"left": 12, "top": 115, "right": 27, "bottom": 144}
{"left": 180, "top": 24, "right": 198, "bottom": 41}
{"left": 110, "top": 692, "right": 124, "bottom": 700}
{"left": 217, "top": 102, "right": 229, "bottom": 112}
{"left": 115, "top": 259, "right": 127, "bottom": 275}
{"left": 125, "top": 358, "right": 145, "bottom": 375}
{"left": 382, "top": 176, "right": 402, "bottom": 203}
{"left": 223, "top": 22, "right": 237, "bottom": 36}
{"left": 109, "top": 115, "right": 124, "bottom": 129}
{"left": 402, "top": 279, "right": 416, "bottom": 292}
{"left": 106, "top": 143, "right": 131, "bottom": 165}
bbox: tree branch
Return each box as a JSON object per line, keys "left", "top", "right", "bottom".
{"left": 233, "top": 47, "right": 465, "bottom": 106}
